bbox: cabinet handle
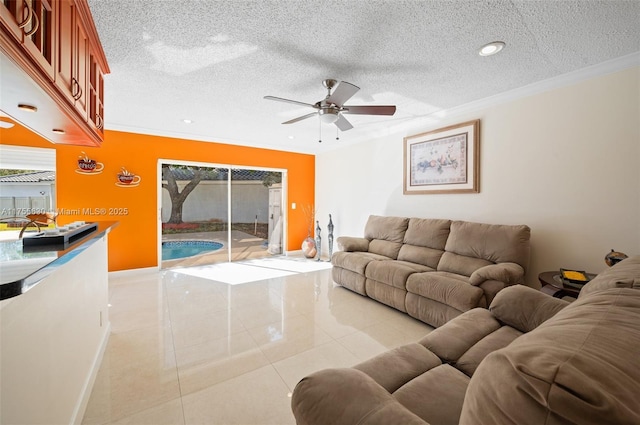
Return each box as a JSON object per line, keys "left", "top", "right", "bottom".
{"left": 71, "top": 78, "right": 79, "bottom": 100}
{"left": 24, "top": 8, "right": 39, "bottom": 37}
{"left": 96, "top": 115, "right": 103, "bottom": 130}
{"left": 17, "top": 1, "right": 33, "bottom": 29}
{"left": 71, "top": 78, "right": 82, "bottom": 101}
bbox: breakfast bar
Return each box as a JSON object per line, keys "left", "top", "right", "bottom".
{"left": 0, "top": 221, "right": 118, "bottom": 424}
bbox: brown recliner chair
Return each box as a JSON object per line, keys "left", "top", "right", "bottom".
{"left": 292, "top": 256, "right": 640, "bottom": 425}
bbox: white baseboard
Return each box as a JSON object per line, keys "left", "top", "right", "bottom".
{"left": 108, "top": 266, "right": 158, "bottom": 278}
{"left": 71, "top": 322, "right": 111, "bottom": 425}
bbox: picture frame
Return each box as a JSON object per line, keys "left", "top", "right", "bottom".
{"left": 403, "top": 119, "right": 480, "bottom": 194}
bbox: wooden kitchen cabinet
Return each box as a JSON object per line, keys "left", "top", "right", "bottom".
{"left": 0, "top": 0, "right": 29, "bottom": 43}
{"left": 88, "top": 51, "right": 104, "bottom": 135}
{"left": 1, "top": 0, "right": 55, "bottom": 79}
{"left": 0, "top": 0, "right": 108, "bottom": 146}
{"left": 55, "top": 0, "right": 88, "bottom": 120}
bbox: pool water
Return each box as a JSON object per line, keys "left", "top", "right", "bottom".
{"left": 162, "top": 241, "right": 224, "bottom": 260}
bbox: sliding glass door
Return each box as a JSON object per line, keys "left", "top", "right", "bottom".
{"left": 160, "top": 161, "right": 284, "bottom": 268}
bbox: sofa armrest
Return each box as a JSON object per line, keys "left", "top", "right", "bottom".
{"left": 469, "top": 262, "right": 524, "bottom": 286}
{"left": 337, "top": 236, "right": 370, "bottom": 252}
{"left": 489, "top": 285, "right": 569, "bottom": 333}
{"left": 292, "top": 368, "right": 427, "bottom": 425}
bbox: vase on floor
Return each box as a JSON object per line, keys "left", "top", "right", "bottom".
{"left": 302, "top": 237, "right": 317, "bottom": 258}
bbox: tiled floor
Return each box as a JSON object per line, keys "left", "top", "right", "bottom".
{"left": 82, "top": 257, "right": 433, "bottom": 425}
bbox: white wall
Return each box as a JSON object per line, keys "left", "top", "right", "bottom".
{"left": 317, "top": 67, "right": 640, "bottom": 287}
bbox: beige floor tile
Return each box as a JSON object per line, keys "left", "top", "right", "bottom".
{"left": 233, "top": 299, "right": 293, "bottom": 329}
{"left": 182, "top": 365, "right": 295, "bottom": 425}
{"left": 246, "top": 315, "right": 333, "bottom": 363}
{"left": 108, "top": 304, "right": 171, "bottom": 334}
{"left": 84, "top": 257, "right": 437, "bottom": 424}
{"left": 307, "top": 302, "right": 376, "bottom": 339}
{"left": 109, "top": 398, "right": 185, "bottom": 425}
{"left": 336, "top": 322, "right": 417, "bottom": 361}
{"left": 272, "top": 340, "right": 360, "bottom": 390}
{"left": 106, "top": 325, "right": 175, "bottom": 370}
{"left": 175, "top": 331, "right": 270, "bottom": 395}
{"left": 170, "top": 309, "right": 246, "bottom": 349}
{"left": 83, "top": 349, "right": 180, "bottom": 423}
{"left": 167, "top": 291, "right": 230, "bottom": 322}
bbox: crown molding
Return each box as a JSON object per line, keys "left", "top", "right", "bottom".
{"left": 438, "top": 51, "right": 640, "bottom": 120}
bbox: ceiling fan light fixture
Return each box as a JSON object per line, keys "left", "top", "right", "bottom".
{"left": 319, "top": 109, "right": 339, "bottom": 124}
{"left": 479, "top": 41, "right": 505, "bottom": 56}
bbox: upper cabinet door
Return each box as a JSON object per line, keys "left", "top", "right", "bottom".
{"left": 55, "top": 0, "right": 87, "bottom": 119}
{"left": 22, "top": 0, "right": 55, "bottom": 79}
{"left": 0, "top": 0, "right": 29, "bottom": 41}
{"left": 88, "top": 51, "right": 104, "bottom": 135}
{"left": 0, "top": 0, "right": 55, "bottom": 79}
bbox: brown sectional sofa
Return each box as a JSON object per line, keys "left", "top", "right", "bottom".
{"left": 292, "top": 255, "right": 640, "bottom": 425}
{"left": 332, "top": 215, "right": 531, "bottom": 327}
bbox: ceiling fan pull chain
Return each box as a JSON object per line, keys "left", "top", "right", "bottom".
{"left": 336, "top": 127, "right": 339, "bottom": 141}
{"left": 318, "top": 117, "right": 322, "bottom": 143}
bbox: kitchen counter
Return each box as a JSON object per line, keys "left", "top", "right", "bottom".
{"left": 0, "top": 221, "right": 118, "bottom": 300}
{"left": 1, "top": 220, "right": 116, "bottom": 424}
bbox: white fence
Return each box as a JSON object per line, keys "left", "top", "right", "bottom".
{"left": 161, "top": 180, "right": 270, "bottom": 224}
{"left": 0, "top": 196, "right": 52, "bottom": 219}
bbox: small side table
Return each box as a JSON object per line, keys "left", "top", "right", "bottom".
{"left": 538, "top": 271, "right": 596, "bottom": 299}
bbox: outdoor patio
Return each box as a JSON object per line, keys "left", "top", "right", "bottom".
{"left": 161, "top": 230, "right": 277, "bottom": 269}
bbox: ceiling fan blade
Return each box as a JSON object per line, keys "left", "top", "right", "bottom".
{"left": 282, "top": 112, "right": 317, "bottom": 124}
{"left": 334, "top": 114, "right": 353, "bottom": 131}
{"left": 327, "top": 81, "right": 360, "bottom": 107}
{"left": 342, "top": 105, "right": 396, "bottom": 115}
{"left": 264, "top": 96, "right": 317, "bottom": 109}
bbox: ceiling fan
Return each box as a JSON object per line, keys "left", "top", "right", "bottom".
{"left": 264, "top": 79, "right": 396, "bottom": 132}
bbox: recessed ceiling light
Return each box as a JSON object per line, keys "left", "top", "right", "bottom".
{"left": 0, "top": 120, "right": 14, "bottom": 129}
{"left": 288, "top": 136, "right": 294, "bottom": 140}
{"left": 18, "top": 103, "right": 38, "bottom": 112}
{"left": 182, "top": 119, "right": 193, "bottom": 124}
{"left": 52, "top": 128, "right": 65, "bottom": 134}
{"left": 479, "top": 41, "right": 505, "bottom": 56}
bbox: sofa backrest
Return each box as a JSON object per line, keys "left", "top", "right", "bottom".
{"left": 364, "top": 215, "right": 410, "bottom": 259}
{"left": 438, "top": 221, "right": 531, "bottom": 276}
{"left": 579, "top": 255, "right": 640, "bottom": 298}
{"left": 460, "top": 285, "right": 640, "bottom": 425}
{"left": 397, "top": 218, "right": 451, "bottom": 268}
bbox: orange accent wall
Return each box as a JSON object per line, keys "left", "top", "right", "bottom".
{"left": 1, "top": 125, "right": 315, "bottom": 271}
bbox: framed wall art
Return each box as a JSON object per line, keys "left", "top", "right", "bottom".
{"left": 403, "top": 119, "right": 480, "bottom": 194}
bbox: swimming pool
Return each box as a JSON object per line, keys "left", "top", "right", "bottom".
{"left": 162, "top": 240, "right": 224, "bottom": 260}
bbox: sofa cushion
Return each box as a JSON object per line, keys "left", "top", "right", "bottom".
{"left": 354, "top": 343, "right": 441, "bottom": 393}
{"left": 396, "top": 218, "right": 451, "bottom": 268}
{"left": 460, "top": 287, "right": 640, "bottom": 425}
{"left": 406, "top": 272, "right": 484, "bottom": 312}
{"left": 442, "top": 221, "right": 531, "bottom": 272}
{"left": 364, "top": 215, "right": 409, "bottom": 243}
{"left": 419, "top": 308, "right": 501, "bottom": 362}
{"left": 292, "top": 368, "right": 426, "bottom": 425}
{"left": 579, "top": 255, "right": 640, "bottom": 298}
{"left": 369, "top": 240, "right": 405, "bottom": 260}
{"left": 332, "top": 251, "right": 391, "bottom": 274}
{"left": 364, "top": 215, "right": 410, "bottom": 259}
{"left": 366, "top": 260, "right": 434, "bottom": 289}
{"left": 438, "top": 252, "right": 492, "bottom": 277}
{"left": 455, "top": 326, "right": 522, "bottom": 377}
{"left": 393, "top": 364, "right": 468, "bottom": 425}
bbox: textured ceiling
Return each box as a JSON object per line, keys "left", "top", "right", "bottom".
{"left": 87, "top": 0, "right": 640, "bottom": 155}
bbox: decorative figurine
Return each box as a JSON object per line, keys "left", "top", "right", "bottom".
{"left": 327, "top": 214, "right": 334, "bottom": 261}
{"left": 315, "top": 220, "right": 322, "bottom": 261}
